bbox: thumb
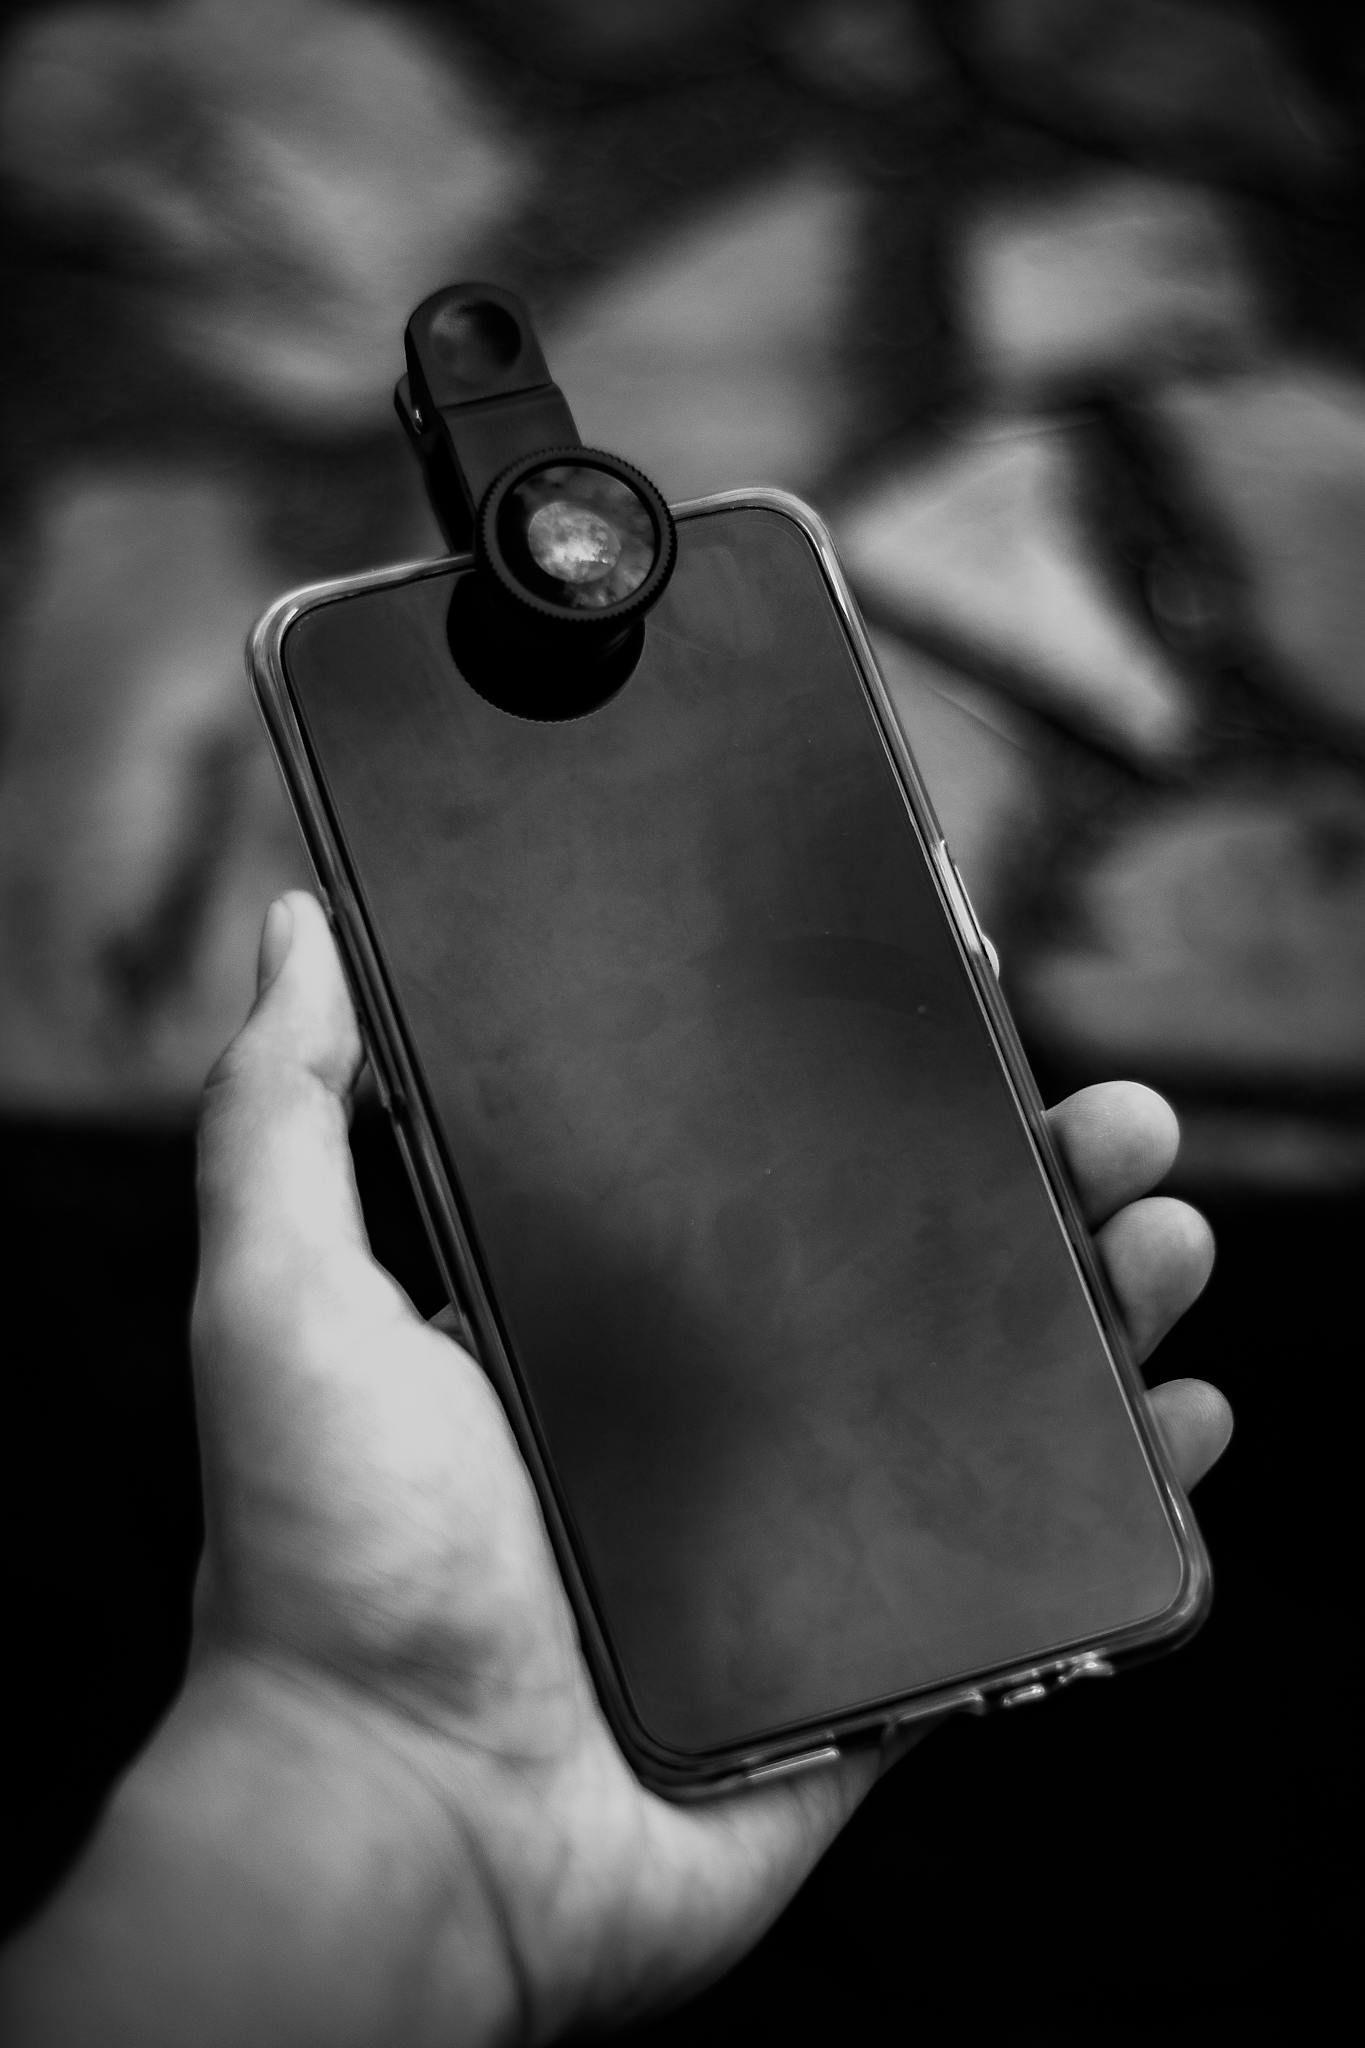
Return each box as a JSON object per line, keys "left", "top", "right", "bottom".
{"left": 196, "top": 892, "right": 372, "bottom": 1326}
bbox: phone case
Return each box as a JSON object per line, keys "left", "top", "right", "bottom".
{"left": 249, "top": 487, "right": 1210, "bottom": 1797}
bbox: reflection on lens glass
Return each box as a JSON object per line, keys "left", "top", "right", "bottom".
{"left": 506, "top": 464, "right": 656, "bottom": 610}
{"left": 527, "top": 503, "right": 621, "bottom": 585}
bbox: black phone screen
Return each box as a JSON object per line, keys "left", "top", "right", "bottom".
{"left": 282, "top": 505, "right": 1187, "bottom": 1758}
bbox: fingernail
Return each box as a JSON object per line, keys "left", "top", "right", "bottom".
{"left": 256, "top": 896, "right": 294, "bottom": 995}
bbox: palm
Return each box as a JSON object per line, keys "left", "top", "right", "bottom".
{"left": 194, "top": 1212, "right": 878, "bottom": 2034}
{"left": 191, "top": 893, "right": 1228, "bottom": 2041}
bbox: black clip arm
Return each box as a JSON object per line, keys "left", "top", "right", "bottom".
{"left": 395, "top": 283, "right": 580, "bottom": 554}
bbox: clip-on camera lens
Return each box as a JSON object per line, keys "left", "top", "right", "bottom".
{"left": 396, "top": 285, "right": 676, "bottom": 719}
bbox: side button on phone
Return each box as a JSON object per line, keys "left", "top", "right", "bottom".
{"left": 356, "top": 1022, "right": 407, "bottom": 1123}
{"left": 950, "top": 858, "right": 1001, "bottom": 979}
{"left": 745, "top": 1746, "right": 841, "bottom": 1784}
{"left": 997, "top": 1652, "right": 1115, "bottom": 1709}
{"left": 936, "top": 841, "right": 999, "bottom": 977}
{"left": 999, "top": 1682, "right": 1048, "bottom": 1709}
{"left": 1056, "top": 1653, "right": 1115, "bottom": 1687}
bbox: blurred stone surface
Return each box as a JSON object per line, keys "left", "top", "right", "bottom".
{"left": 1016, "top": 770, "right": 1365, "bottom": 1090}
{"left": 0, "top": 0, "right": 1359, "bottom": 1198}
{"left": 872, "top": 630, "right": 1047, "bottom": 931}
{"left": 835, "top": 419, "right": 1195, "bottom": 766}
{"left": 775, "top": 0, "right": 948, "bottom": 103}
{"left": 960, "top": 171, "right": 1263, "bottom": 398}
{"left": 0, "top": 473, "right": 303, "bottom": 1116}
{"left": 547, "top": 163, "right": 861, "bottom": 498}
{"left": 1153, "top": 362, "right": 1365, "bottom": 745}
{"left": 969, "top": 0, "right": 1347, "bottom": 190}
{"left": 0, "top": 0, "right": 527, "bottom": 428}
{"left": 468, "top": 0, "right": 756, "bottom": 83}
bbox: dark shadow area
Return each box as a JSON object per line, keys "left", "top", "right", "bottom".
{"left": 1, "top": 1104, "right": 1352, "bottom": 2036}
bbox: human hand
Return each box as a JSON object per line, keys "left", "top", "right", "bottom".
{"left": 0, "top": 891, "right": 1230, "bottom": 2048}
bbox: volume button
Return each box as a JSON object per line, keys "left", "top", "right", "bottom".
{"left": 935, "top": 840, "right": 1000, "bottom": 980}
{"left": 329, "top": 902, "right": 407, "bottom": 1116}
{"left": 954, "top": 862, "right": 1001, "bottom": 980}
{"left": 362, "top": 1027, "right": 407, "bottom": 1121}
{"left": 936, "top": 840, "right": 981, "bottom": 947}
{"left": 365, "top": 1034, "right": 393, "bottom": 1112}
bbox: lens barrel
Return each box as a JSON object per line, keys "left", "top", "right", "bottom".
{"left": 479, "top": 447, "right": 676, "bottom": 642}
{"left": 447, "top": 448, "right": 675, "bottom": 721}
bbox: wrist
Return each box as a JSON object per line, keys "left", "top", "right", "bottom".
{"left": 0, "top": 1648, "right": 525, "bottom": 2048}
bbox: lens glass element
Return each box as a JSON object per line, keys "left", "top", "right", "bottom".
{"left": 503, "top": 463, "right": 657, "bottom": 611}
{"left": 526, "top": 502, "right": 621, "bottom": 584}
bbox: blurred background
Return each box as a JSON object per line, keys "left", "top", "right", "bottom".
{"left": 0, "top": 0, "right": 1359, "bottom": 2035}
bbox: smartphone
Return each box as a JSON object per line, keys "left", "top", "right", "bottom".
{"left": 248, "top": 482, "right": 1208, "bottom": 1796}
